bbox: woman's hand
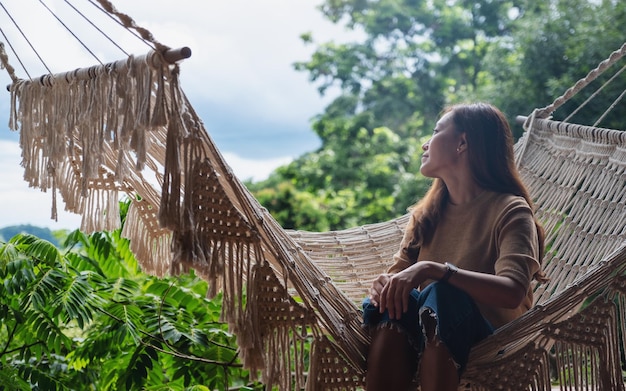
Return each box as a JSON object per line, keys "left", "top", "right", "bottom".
{"left": 379, "top": 262, "right": 434, "bottom": 320}
{"left": 368, "top": 273, "right": 391, "bottom": 308}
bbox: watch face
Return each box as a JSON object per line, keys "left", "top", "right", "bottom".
{"left": 441, "top": 262, "right": 457, "bottom": 282}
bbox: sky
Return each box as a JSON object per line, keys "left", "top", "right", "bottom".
{"left": 0, "top": 0, "right": 357, "bottom": 230}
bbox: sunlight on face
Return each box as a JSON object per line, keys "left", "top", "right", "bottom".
{"left": 420, "top": 111, "right": 461, "bottom": 179}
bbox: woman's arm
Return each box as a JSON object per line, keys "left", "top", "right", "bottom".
{"left": 378, "top": 261, "right": 526, "bottom": 320}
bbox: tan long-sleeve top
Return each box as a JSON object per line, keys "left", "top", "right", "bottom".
{"left": 388, "top": 191, "right": 541, "bottom": 329}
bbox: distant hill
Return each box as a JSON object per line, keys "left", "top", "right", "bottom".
{"left": 0, "top": 225, "right": 60, "bottom": 246}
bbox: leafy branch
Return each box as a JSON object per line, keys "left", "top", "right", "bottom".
{"left": 0, "top": 231, "right": 256, "bottom": 390}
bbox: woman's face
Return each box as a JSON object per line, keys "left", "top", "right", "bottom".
{"left": 420, "top": 111, "right": 463, "bottom": 179}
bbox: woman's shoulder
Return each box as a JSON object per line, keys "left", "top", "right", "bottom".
{"left": 483, "top": 191, "right": 533, "bottom": 214}
{"left": 488, "top": 192, "right": 533, "bottom": 220}
{"left": 485, "top": 191, "right": 529, "bottom": 204}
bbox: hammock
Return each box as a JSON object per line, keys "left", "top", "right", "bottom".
{"left": 2, "top": 2, "right": 626, "bottom": 390}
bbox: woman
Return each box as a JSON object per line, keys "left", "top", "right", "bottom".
{"left": 363, "top": 102, "right": 546, "bottom": 391}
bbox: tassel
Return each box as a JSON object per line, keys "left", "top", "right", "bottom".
{"left": 132, "top": 57, "right": 150, "bottom": 171}
{"left": 50, "top": 165, "right": 58, "bottom": 222}
{"left": 207, "top": 238, "right": 222, "bottom": 300}
{"left": 8, "top": 81, "right": 21, "bottom": 131}
{"left": 158, "top": 113, "right": 182, "bottom": 228}
{"left": 122, "top": 200, "right": 173, "bottom": 277}
{"left": 150, "top": 62, "right": 168, "bottom": 127}
{"left": 158, "top": 69, "right": 184, "bottom": 229}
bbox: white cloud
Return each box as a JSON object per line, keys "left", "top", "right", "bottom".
{"left": 222, "top": 152, "right": 291, "bottom": 182}
{"left": 0, "top": 141, "right": 82, "bottom": 230}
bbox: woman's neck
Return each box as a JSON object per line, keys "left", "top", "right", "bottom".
{"left": 445, "top": 175, "right": 485, "bottom": 206}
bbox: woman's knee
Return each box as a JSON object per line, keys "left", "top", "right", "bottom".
{"left": 370, "top": 326, "right": 417, "bottom": 358}
{"left": 420, "top": 281, "right": 462, "bottom": 302}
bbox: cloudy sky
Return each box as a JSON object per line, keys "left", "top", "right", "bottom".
{"left": 0, "top": 0, "right": 356, "bottom": 230}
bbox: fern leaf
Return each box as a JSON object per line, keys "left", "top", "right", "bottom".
{"left": 26, "top": 267, "right": 66, "bottom": 311}
{"left": 4, "top": 258, "right": 35, "bottom": 295}
{"left": 0, "top": 241, "right": 21, "bottom": 268}
{"left": 10, "top": 233, "right": 61, "bottom": 266}
{"left": 54, "top": 272, "right": 102, "bottom": 329}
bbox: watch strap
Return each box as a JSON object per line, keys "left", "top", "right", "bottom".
{"left": 440, "top": 262, "right": 458, "bottom": 283}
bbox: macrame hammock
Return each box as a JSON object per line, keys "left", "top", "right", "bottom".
{"left": 2, "top": 2, "right": 626, "bottom": 390}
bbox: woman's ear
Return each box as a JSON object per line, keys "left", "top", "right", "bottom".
{"left": 457, "top": 133, "right": 468, "bottom": 153}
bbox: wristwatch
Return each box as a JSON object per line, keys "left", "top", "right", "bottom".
{"left": 440, "top": 262, "right": 459, "bottom": 283}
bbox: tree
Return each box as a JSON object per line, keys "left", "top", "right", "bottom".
{"left": 483, "top": 0, "right": 626, "bottom": 132}
{"left": 299, "top": 0, "right": 526, "bottom": 133}
{"left": 249, "top": 126, "right": 430, "bottom": 230}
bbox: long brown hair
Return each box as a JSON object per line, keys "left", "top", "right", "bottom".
{"left": 406, "top": 102, "right": 546, "bottom": 281}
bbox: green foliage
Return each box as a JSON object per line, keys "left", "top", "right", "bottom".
{"left": 479, "top": 0, "right": 626, "bottom": 135}
{"left": 0, "top": 225, "right": 258, "bottom": 390}
{"left": 254, "top": 181, "right": 331, "bottom": 231}
{"left": 303, "top": 0, "right": 522, "bottom": 133}
{"left": 252, "top": 0, "right": 524, "bottom": 231}
{"left": 250, "top": 125, "right": 430, "bottom": 230}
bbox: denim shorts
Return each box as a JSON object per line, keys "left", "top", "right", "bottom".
{"left": 362, "top": 281, "right": 494, "bottom": 375}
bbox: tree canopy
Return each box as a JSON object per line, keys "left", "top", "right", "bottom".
{"left": 249, "top": 0, "right": 626, "bottom": 232}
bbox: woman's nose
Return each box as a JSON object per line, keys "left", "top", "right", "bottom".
{"left": 422, "top": 141, "right": 429, "bottom": 151}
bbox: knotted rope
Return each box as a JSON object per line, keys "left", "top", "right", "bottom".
{"left": 534, "top": 42, "right": 626, "bottom": 119}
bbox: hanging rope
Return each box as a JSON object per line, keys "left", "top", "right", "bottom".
{"left": 0, "top": 0, "right": 172, "bottom": 85}
{"left": 593, "top": 87, "right": 626, "bottom": 127}
{"left": 94, "top": 0, "right": 170, "bottom": 53}
{"left": 0, "top": 40, "right": 23, "bottom": 84}
{"left": 63, "top": 0, "right": 130, "bottom": 57}
{"left": 38, "top": 0, "right": 105, "bottom": 66}
{"left": 563, "top": 62, "right": 626, "bottom": 124}
{"left": 514, "top": 109, "right": 537, "bottom": 168}
{"left": 0, "top": 1, "right": 52, "bottom": 75}
{"left": 535, "top": 42, "right": 626, "bottom": 119}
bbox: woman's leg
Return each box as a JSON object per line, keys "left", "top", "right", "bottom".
{"left": 366, "top": 326, "right": 417, "bottom": 391}
{"left": 415, "top": 282, "right": 494, "bottom": 391}
{"left": 418, "top": 310, "right": 459, "bottom": 391}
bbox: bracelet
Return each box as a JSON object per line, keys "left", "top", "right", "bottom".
{"left": 440, "top": 262, "right": 459, "bottom": 283}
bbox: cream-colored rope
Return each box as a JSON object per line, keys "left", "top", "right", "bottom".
{"left": 12, "top": 53, "right": 626, "bottom": 389}
{"left": 513, "top": 108, "right": 538, "bottom": 168}
{"left": 10, "top": 52, "right": 626, "bottom": 390}
{"left": 564, "top": 62, "right": 626, "bottom": 124}
{"left": 535, "top": 42, "right": 626, "bottom": 118}
{"left": 0, "top": 42, "right": 18, "bottom": 84}
{"left": 94, "top": 0, "right": 169, "bottom": 53}
{"left": 288, "top": 215, "right": 408, "bottom": 303}
{"left": 593, "top": 85, "right": 626, "bottom": 127}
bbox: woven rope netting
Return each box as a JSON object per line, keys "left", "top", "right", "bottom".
{"left": 3, "top": 1, "right": 626, "bottom": 390}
